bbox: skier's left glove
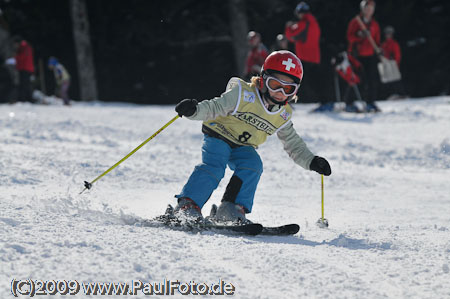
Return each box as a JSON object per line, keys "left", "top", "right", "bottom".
{"left": 309, "top": 156, "right": 332, "bottom": 176}
{"left": 175, "top": 99, "right": 198, "bottom": 117}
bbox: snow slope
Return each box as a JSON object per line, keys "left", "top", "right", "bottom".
{"left": 1, "top": 97, "right": 450, "bottom": 298}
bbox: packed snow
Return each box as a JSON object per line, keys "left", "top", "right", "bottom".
{"left": 1, "top": 97, "right": 450, "bottom": 298}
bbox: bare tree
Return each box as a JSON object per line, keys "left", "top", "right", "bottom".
{"left": 70, "top": 0, "right": 98, "bottom": 101}
{"left": 228, "top": 0, "right": 249, "bottom": 77}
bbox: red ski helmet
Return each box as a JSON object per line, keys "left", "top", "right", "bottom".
{"left": 259, "top": 51, "right": 303, "bottom": 105}
{"left": 262, "top": 50, "right": 303, "bottom": 84}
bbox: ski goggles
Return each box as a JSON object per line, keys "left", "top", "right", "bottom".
{"left": 265, "top": 76, "right": 300, "bottom": 96}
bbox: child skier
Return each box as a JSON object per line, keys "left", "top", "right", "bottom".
{"left": 174, "top": 50, "right": 331, "bottom": 224}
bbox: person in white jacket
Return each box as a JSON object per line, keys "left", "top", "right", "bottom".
{"left": 174, "top": 50, "right": 331, "bottom": 223}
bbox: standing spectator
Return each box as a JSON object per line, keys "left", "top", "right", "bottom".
{"left": 244, "top": 31, "right": 268, "bottom": 81}
{"left": 271, "top": 34, "right": 289, "bottom": 52}
{"left": 285, "top": 2, "right": 322, "bottom": 104}
{"left": 48, "top": 57, "right": 71, "bottom": 105}
{"left": 346, "top": 0, "right": 381, "bottom": 112}
{"left": 381, "top": 26, "right": 400, "bottom": 67}
{"left": 381, "top": 26, "right": 406, "bottom": 99}
{"left": 12, "top": 36, "right": 34, "bottom": 102}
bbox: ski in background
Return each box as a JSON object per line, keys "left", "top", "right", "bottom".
{"left": 311, "top": 51, "right": 366, "bottom": 113}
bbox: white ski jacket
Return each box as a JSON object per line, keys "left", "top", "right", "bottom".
{"left": 187, "top": 81, "right": 315, "bottom": 170}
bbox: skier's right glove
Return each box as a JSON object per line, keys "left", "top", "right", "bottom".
{"left": 309, "top": 156, "right": 332, "bottom": 176}
{"left": 175, "top": 99, "right": 198, "bottom": 117}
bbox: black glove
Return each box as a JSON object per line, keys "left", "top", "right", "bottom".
{"left": 309, "top": 156, "right": 332, "bottom": 176}
{"left": 175, "top": 99, "right": 198, "bottom": 117}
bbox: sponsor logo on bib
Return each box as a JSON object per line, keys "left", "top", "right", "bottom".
{"left": 243, "top": 91, "right": 256, "bottom": 103}
{"left": 234, "top": 111, "right": 277, "bottom": 134}
{"left": 280, "top": 110, "right": 290, "bottom": 120}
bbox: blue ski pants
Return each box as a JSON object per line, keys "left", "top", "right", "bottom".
{"left": 176, "top": 135, "right": 263, "bottom": 213}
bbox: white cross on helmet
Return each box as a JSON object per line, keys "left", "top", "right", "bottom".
{"left": 282, "top": 58, "right": 296, "bottom": 71}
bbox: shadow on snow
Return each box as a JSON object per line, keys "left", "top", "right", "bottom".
{"left": 255, "top": 233, "right": 392, "bottom": 251}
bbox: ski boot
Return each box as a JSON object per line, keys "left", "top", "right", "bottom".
{"left": 345, "top": 103, "right": 362, "bottom": 113}
{"left": 209, "top": 201, "right": 251, "bottom": 225}
{"left": 173, "top": 197, "right": 203, "bottom": 224}
{"left": 312, "top": 102, "right": 334, "bottom": 113}
{"left": 365, "top": 102, "right": 381, "bottom": 113}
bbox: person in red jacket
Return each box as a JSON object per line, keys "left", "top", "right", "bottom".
{"left": 244, "top": 31, "right": 268, "bottom": 81}
{"left": 285, "top": 2, "right": 322, "bottom": 104}
{"left": 346, "top": 0, "right": 381, "bottom": 112}
{"left": 12, "top": 36, "right": 35, "bottom": 102}
{"left": 381, "top": 26, "right": 406, "bottom": 99}
{"left": 381, "top": 26, "right": 401, "bottom": 66}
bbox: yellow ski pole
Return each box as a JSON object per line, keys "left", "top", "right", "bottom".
{"left": 80, "top": 115, "right": 180, "bottom": 194}
{"left": 316, "top": 174, "right": 329, "bottom": 228}
{"left": 321, "top": 174, "right": 325, "bottom": 221}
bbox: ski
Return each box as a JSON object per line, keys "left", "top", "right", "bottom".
{"left": 135, "top": 205, "right": 299, "bottom": 236}
{"left": 260, "top": 224, "right": 300, "bottom": 236}
{"left": 138, "top": 214, "right": 263, "bottom": 236}
{"left": 207, "top": 204, "right": 299, "bottom": 236}
{"left": 138, "top": 218, "right": 298, "bottom": 236}
{"left": 200, "top": 223, "right": 263, "bottom": 235}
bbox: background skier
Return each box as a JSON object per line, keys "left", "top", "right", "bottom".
{"left": 48, "top": 56, "right": 71, "bottom": 105}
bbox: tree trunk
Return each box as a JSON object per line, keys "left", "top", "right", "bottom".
{"left": 228, "top": 0, "right": 249, "bottom": 78}
{"left": 70, "top": 0, "right": 98, "bottom": 101}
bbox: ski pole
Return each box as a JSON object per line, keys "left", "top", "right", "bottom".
{"left": 334, "top": 70, "right": 341, "bottom": 103}
{"left": 316, "top": 174, "right": 329, "bottom": 228}
{"left": 321, "top": 174, "right": 325, "bottom": 221}
{"left": 80, "top": 115, "right": 180, "bottom": 194}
